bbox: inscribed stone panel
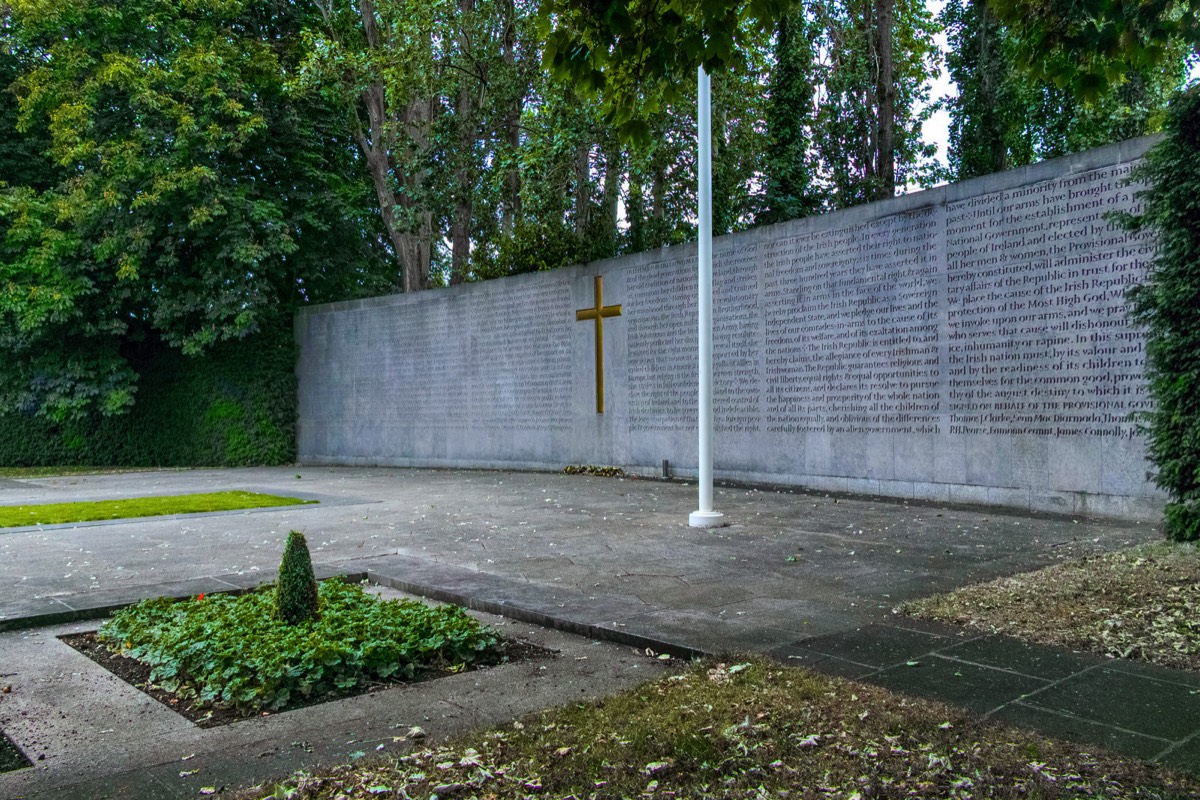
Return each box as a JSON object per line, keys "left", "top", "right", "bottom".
{"left": 465, "top": 278, "right": 574, "bottom": 431}
{"left": 713, "top": 242, "right": 763, "bottom": 433}
{"left": 944, "top": 163, "right": 1152, "bottom": 441}
{"left": 626, "top": 259, "right": 698, "bottom": 432}
{"left": 762, "top": 205, "right": 944, "bottom": 437}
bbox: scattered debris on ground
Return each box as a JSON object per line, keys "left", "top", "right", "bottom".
{"left": 901, "top": 542, "right": 1200, "bottom": 672}
{"left": 245, "top": 658, "right": 1198, "bottom": 799}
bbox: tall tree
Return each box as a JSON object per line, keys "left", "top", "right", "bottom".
{"left": 762, "top": 4, "right": 820, "bottom": 224}
{"left": 304, "top": 0, "right": 443, "bottom": 293}
{"left": 808, "top": 0, "right": 942, "bottom": 208}
{"left": 871, "top": 0, "right": 896, "bottom": 198}
{"left": 0, "top": 0, "right": 386, "bottom": 421}
{"left": 448, "top": 0, "right": 479, "bottom": 286}
{"left": 942, "top": 0, "right": 1027, "bottom": 177}
{"left": 304, "top": 0, "right": 550, "bottom": 287}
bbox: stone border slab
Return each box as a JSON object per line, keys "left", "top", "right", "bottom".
{"left": 0, "top": 565, "right": 365, "bottom": 632}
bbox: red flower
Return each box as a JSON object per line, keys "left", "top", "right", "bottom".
{"left": 196, "top": 593, "right": 205, "bottom": 601}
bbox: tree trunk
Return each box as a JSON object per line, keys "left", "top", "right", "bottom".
{"left": 976, "top": 0, "right": 1008, "bottom": 172}
{"left": 360, "top": 125, "right": 415, "bottom": 292}
{"left": 600, "top": 139, "right": 621, "bottom": 249}
{"left": 627, "top": 173, "right": 645, "bottom": 252}
{"left": 873, "top": 0, "right": 896, "bottom": 199}
{"left": 499, "top": 0, "right": 522, "bottom": 238}
{"left": 397, "top": 97, "right": 437, "bottom": 292}
{"left": 449, "top": 0, "right": 477, "bottom": 286}
{"left": 350, "top": 0, "right": 433, "bottom": 293}
{"left": 449, "top": 192, "right": 471, "bottom": 285}
{"left": 652, "top": 163, "right": 672, "bottom": 247}
{"left": 650, "top": 163, "right": 665, "bottom": 222}
{"left": 573, "top": 143, "right": 591, "bottom": 236}
{"left": 449, "top": 112, "right": 473, "bottom": 284}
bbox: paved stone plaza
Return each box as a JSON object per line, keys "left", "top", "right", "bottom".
{"left": 1, "top": 466, "right": 1197, "bottom": 797}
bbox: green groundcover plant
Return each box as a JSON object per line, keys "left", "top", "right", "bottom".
{"left": 97, "top": 580, "right": 502, "bottom": 712}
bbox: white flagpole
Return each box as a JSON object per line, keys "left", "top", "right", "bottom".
{"left": 690, "top": 65, "right": 724, "bottom": 528}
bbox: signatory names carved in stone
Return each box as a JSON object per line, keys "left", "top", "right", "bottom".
{"left": 576, "top": 275, "right": 623, "bottom": 414}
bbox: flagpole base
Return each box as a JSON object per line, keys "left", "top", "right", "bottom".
{"left": 689, "top": 510, "right": 726, "bottom": 528}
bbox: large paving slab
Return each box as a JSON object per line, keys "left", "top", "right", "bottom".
{"left": 0, "top": 466, "right": 1157, "bottom": 638}
{"left": 770, "top": 620, "right": 1200, "bottom": 770}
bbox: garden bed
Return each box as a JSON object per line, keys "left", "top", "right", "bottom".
{"left": 0, "top": 730, "right": 30, "bottom": 773}
{"left": 63, "top": 581, "right": 550, "bottom": 727}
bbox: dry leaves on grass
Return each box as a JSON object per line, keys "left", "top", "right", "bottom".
{"left": 901, "top": 542, "right": 1200, "bottom": 671}
{"left": 249, "top": 659, "right": 1196, "bottom": 800}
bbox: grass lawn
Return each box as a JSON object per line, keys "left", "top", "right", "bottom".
{"left": 0, "top": 490, "right": 316, "bottom": 528}
{"left": 901, "top": 541, "right": 1200, "bottom": 672}
{"left": 249, "top": 658, "right": 1197, "bottom": 800}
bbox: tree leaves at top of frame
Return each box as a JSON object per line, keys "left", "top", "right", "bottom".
{"left": 539, "top": 0, "right": 787, "bottom": 144}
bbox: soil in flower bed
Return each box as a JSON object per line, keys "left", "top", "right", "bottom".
{"left": 61, "top": 632, "right": 551, "bottom": 728}
{"left": 0, "top": 730, "right": 31, "bottom": 773}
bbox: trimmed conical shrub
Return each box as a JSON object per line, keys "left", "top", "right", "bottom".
{"left": 277, "top": 530, "right": 319, "bottom": 625}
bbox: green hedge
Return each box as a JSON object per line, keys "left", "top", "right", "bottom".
{"left": 0, "top": 327, "right": 295, "bottom": 467}
{"left": 1127, "top": 88, "right": 1200, "bottom": 541}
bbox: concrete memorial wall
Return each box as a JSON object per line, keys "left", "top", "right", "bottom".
{"left": 296, "top": 137, "right": 1162, "bottom": 520}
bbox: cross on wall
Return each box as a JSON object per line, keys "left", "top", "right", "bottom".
{"left": 575, "top": 275, "right": 622, "bottom": 414}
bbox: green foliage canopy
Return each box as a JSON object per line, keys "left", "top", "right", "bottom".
{"left": 539, "top": 0, "right": 788, "bottom": 143}
{"left": 0, "top": 0, "right": 387, "bottom": 422}
{"left": 988, "top": 0, "right": 1200, "bottom": 100}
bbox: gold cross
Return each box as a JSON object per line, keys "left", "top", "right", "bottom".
{"left": 575, "top": 275, "right": 622, "bottom": 414}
